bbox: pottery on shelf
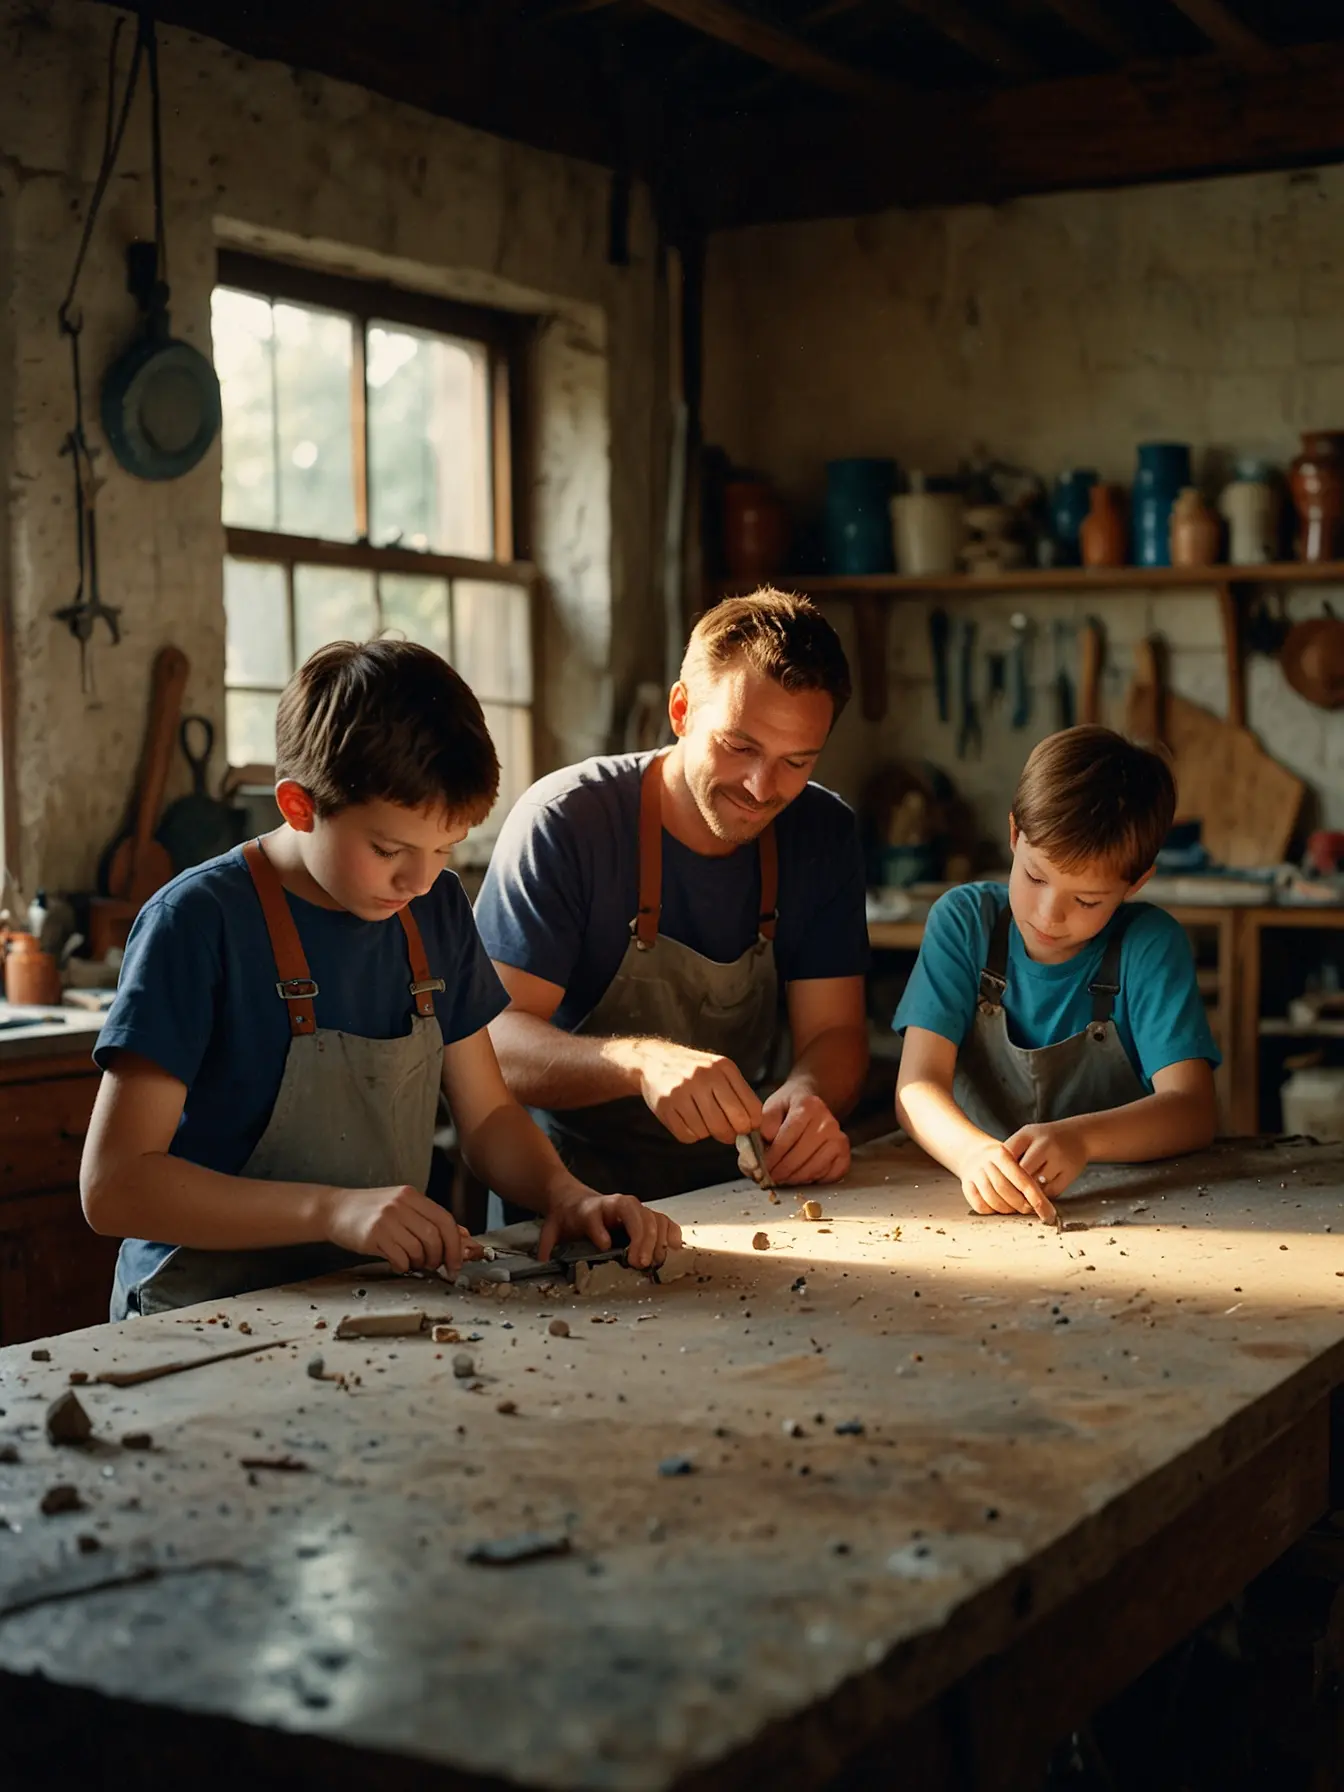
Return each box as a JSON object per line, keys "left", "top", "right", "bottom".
{"left": 1049, "top": 468, "right": 1099, "bottom": 567}
{"left": 1169, "top": 487, "right": 1222, "bottom": 567}
{"left": 723, "top": 479, "right": 790, "bottom": 582}
{"left": 891, "top": 474, "right": 964, "bottom": 576}
{"left": 825, "top": 458, "right": 897, "bottom": 575}
{"left": 1080, "top": 483, "right": 1127, "bottom": 568}
{"left": 3, "top": 932, "right": 60, "bottom": 1007}
{"left": 1289, "top": 431, "right": 1344, "bottom": 564}
{"left": 961, "top": 503, "right": 1027, "bottom": 577}
{"left": 1132, "top": 441, "right": 1193, "bottom": 568}
{"left": 1219, "top": 463, "right": 1280, "bottom": 566}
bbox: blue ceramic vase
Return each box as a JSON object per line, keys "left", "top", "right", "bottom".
{"left": 1050, "top": 469, "right": 1098, "bottom": 567}
{"left": 1132, "top": 442, "right": 1193, "bottom": 568}
{"left": 825, "top": 458, "right": 897, "bottom": 575}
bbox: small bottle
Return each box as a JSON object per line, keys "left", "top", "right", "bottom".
{"left": 26, "top": 890, "right": 47, "bottom": 950}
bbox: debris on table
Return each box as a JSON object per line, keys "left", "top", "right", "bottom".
{"left": 239, "top": 1455, "right": 308, "bottom": 1473}
{"left": 452, "top": 1353, "right": 475, "bottom": 1379}
{"left": 306, "top": 1355, "right": 326, "bottom": 1381}
{"left": 39, "top": 1484, "right": 84, "bottom": 1516}
{"left": 801, "top": 1201, "right": 824, "bottom": 1222}
{"left": 30, "top": 1347, "right": 50, "bottom": 1363}
{"left": 45, "top": 1391, "right": 91, "bottom": 1446}
{"left": 548, "top": 1319, "right": 570, "bottom": 1338}
{"left": 95, "top": 1337, "right": 297, "bottom": 1387}
{"left": 430, "top": 1324, "right": 460, "bottom": 1344}
{"left": 834, "top": 1419, "right": 865, "bottom": 1436}
{"left": 658, "top": 1455, "right": 695, "bottom": 1477}
{"left": 752, "top": 1232, "right": 770, "bottom": 1251}
{"left": 335, "top": 1311, "right": 426, "bottom": 1341}
{"left": 496, "top": 1399, "right": 517, "bottom": 1415}
{"left": 120, "top": 1432, "right": 152, "bottom": 1451}
{"left": 465, "top": 1530, "right": 571, "bottom": 1567}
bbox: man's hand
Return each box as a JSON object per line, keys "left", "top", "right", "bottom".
{"left": 1003, "top": 1119, "right": 1090, "bottom": 1203}
{"left": 537, "top": 1188, "right": 683, "bottom": 1271}
{"left": 633, "top": 1039, "right": 763, "bottom": 1145}
{"left": 958, "top": 1138, "right": 1057, "bottom": 1223}
{"left": 753, "top": 1087, "right": 850, "bottom": 1185}
{"left": 320, "top": 1185, "right": 482, "bottom": 1275}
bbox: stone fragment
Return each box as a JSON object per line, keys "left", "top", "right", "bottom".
{"left": 306, "top": 1355, "right": 326, "bottom": 1380}
{"left": 496, "top": 1399, "right": 517, "bottom": 1415}
{"left": 834, "top": 1419, "right": 865, "bottom": 1437}
{"left": 77, "top": 1533, "right": 102, "bottom": 1554}
{"left": 46, "top": 1391, "right": 91, "bottom": 1446}
{"left": 782, "top": 1419, "right": 804, "bottom": 1438}
{"left": 653, "top": 1248, "right": 692, "bottom": 1285}
{"left": 30, "top": 1348, "right": 50, "bottom": 1363}
{"left": 40, "top": 1483, "right": 83, "bottom": 1516}
{"left": 430, "top": 1324, "right": 460, "bottom": 1344}
{"left": 68, "top": 1371, "right": 88, "bottom": 1385}
{"left": 452, "top": 1353, "right": 475, "bottom": 1379}
{"left": 574, "top": 1258, "right": 637, "bottom": 1298}
{"left": 658, "top": 1455, "right": 695, "bottom": 1477}
{"left": 752, "top": 1232, "right": 770, "bottom": 1251}
{"left": 0, "top": 1443, "right": 18, "bottom": 1464}
{"left": 120, "top": 1432, "right": 152, "bottom": 1450}
{"left": 802, "top": 1201, "right": 824, "bottom": 1221}
{"left": 548, "top": 1318, "right": 570, "bottom": 1338}
{"left": 464, "top": 1530, "right": 570, "bottom": 1567}
{"left": 335, "top": 1311, "right": 425, "bottom": 1340}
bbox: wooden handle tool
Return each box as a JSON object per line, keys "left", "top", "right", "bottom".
{"left": 106, "top": 645, "right": 190, "bottom": 905}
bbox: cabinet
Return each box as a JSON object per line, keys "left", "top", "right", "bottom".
{"left": 0, "top": 1055, "right": 117, "bottom": 1344}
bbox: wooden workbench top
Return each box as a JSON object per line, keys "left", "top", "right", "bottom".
{"left": 1, "top": 1137, "right": 1342, "bottom": 1789}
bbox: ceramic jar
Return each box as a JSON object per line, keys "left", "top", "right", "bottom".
{"left": 1169, "top": 487, "right": 1222, "bottom": 567}
{"left": 890, "top": 483, "right": 964, "bottom": 576}
{"left": 723, "top": 480, "right": 789, "bottom": 582}
{"left": 1219, "top": 463, "right": 1279, "bottom": 566}
{"left": 1049, "top": 469, "right": 1098, "bottom": 567}
{"left": 4, "top": 932, "right": 60, "bottom": 1007}
{"left": 1080, "top": 484, "right": 1127, "bottom": 568}
{"left": 1132, "top": 441, "right": 1193, "bottom": 568}
{"left": 1289, "top": 432, "right": 1344, "bottom": 563}
{"left": 825, "top": 458, "right": 896, "bottom": 575}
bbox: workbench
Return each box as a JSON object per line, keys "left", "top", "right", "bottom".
{"left": 1, "top": 1136, "right": 1342, "bottom": 1789}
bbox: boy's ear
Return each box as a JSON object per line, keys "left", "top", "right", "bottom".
{"left": 275, "top": 779, "right": 316, "bottom": 833}
{"left": 1128, "top": 865, "right": 1155, "bottom": 895}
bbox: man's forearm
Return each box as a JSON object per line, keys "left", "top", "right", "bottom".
{"left": 896, "top": 1078, "right": 994, "bottom": 1174}
{"left": 1074, "top": 1088, "right": 1215, "bottom": 1163}
{"left": 777, "top": 1024, "right": 869, "bottom": 1121}
{"left": 487, "top": 1009, "right": 646, "bottom": 1110}
{"left": 83, "top": 1153, "right": 334, "bottom": 1250}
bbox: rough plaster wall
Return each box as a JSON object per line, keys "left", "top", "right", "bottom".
{"left": 704, "top": 167, "right": 1344, "bottom": 840}
{"left": 1, "top": 0, "right": 664, "bottom": 894}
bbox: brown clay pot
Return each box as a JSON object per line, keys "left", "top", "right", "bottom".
{"left": 1169, "top": 487, "right": 1222, "bottom": 567}
{"left": 1080, "top": 483, "right": 1127, "bottom": 568}
{"left": 4, "top": 933, "right": 60, "bottom": 1006}
{"left": 723, "top": 480, "right": 789, "bottom": 582}
{"left": 1289, "top": 431, "right": 1344, "bottom": 563}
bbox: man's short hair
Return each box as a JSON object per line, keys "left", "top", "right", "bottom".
{"left": 276, "top": 638, "right": 499, "bottom": 824}
{"left": 680, "top": 588, "right": 852, "bottom": 721}
{"left": 1012, "top": 725, "right": 1176, "bottom": 883}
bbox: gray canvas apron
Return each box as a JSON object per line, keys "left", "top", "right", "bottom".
{"left": 953, "top": 892, "right": 1146, "bottom": 1139}
{"left": 539, "top": 751, "right": 781, "bottom": 1203}
{"left": 116, "top": 838, "right": 446, "bottom": 1318}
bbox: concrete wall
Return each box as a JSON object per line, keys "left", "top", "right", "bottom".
{"left": 0, "top": 0, "right": 667, "bottom": 895}
{"left": 704, "top": 166, "right": 1344, "bottom": 847}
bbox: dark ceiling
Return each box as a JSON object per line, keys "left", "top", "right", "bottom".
{"left": 94, "top": 1, "right": 1344, "bottom": 227}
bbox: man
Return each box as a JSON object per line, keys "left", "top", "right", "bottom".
{"left": 473, "top": 589, "right": 870, "bottom": 1202}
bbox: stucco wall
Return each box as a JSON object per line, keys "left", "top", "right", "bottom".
{"left": 704, "top": 167, "right": 1344, "bottom": 844}
{"left": 1, "top": 0, "right": 666, "bottom": 894}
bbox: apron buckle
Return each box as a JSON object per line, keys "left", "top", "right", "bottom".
{"left": 276, "top": 977, "right": 319, "bottom": 1002}
{"left": 410, "top": 977, "right": 447, "bottom": 996}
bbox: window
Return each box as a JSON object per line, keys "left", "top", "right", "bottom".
{"left": 211, "top": 253, "right": 534, "bottom": 857}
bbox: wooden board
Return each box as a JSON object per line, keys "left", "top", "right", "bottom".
{"left": 1, "top": 1138, "right": 1343, "bottom": 1788}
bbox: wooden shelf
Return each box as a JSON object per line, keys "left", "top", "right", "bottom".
{"left": 1260, "top": 1019, "right": 1344, "bottom": 1038}
{"left": 719, "top": 562, "right": 1344, "bottom": 723}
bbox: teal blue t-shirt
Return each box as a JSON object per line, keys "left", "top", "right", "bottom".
{"left": 892, "top": 882, "right": 1220, "bottom": 1090}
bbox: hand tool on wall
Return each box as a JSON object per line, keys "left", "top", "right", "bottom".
{"left": 1052, "top": 619, "right": 1075, "bottom": 729}
{"left": 985, "top": 650, "right": 1008, "bottom": 718}
{"left": 928, "top": 608, "right": 951, "bottom": 723}
{"left": 1079, "top": 616, "right": 1105, "bottom": 725}
{"left": 956, "top": 619, "right": 983, "bottom": 759}
{"left": 156, "top": 717, "right": 247, "bottom": 873}
{"left": 100, "top": 645, "right": 190, "bottom": 905}
{"left": 1009, "top": 612, "right": 1032, "bottom": 730}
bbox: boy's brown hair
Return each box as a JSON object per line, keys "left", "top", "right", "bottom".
{"left": 680, "top": 588, "right": 852, "bottom": 722}
{"left": 1012, "top": 725, "right": 1176, "bottom": 883}
{"left": 276, "top": 639, "right": 499, "bottom": 824}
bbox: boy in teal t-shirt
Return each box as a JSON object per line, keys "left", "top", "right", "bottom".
{"left": 895, "top": 727, "right": 1219, "bottom": 1224}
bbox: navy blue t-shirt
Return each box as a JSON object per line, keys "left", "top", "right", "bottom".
{"left": 473, "top": 752, "right": 869, "bottom": 1028}
{"left": 96, "top": 845, "right": 507, "bottom": 1175}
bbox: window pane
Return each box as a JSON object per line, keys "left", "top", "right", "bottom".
{"left": 294, "top": 565, "right": 377, "bottom": 664}
{"left": 379, "top": 574, "right": 450, "bottom": 658}
{"left": 224, "top": 559, "right": 290, "bottom": 688}
{"left": 367, "top": 325, "right": 491, "bottom": 556}
{"left": 453, "top": 581, "right": 531, "bottom": 703}
{"left": 213, "top": 288, "right": 276, "bottom": 530}
{"left": 468, "top": 703, "right": 533, "bottom": 854}
{"left": 226, "top": 690, "right": 280, "bottom": 768}
{"left": 274, "top": 303, "right": 357, "bottom": 541}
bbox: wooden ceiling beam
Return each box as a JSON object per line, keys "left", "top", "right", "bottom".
{"left": 1166, "top": 0, "right": 1274, "bottom": 65}
{"left": 1036, "top": 0, "right": 1143, "bottom": 62}
{"left": 695, "top": 41, "right": 1344, "bottom": 225}
{"left": 893, "top": 0, "right": 1043, "bottom": 81}
{"left": 639, "top": 0, "right": 903, "bottom": 99}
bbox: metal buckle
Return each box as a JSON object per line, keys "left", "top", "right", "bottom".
{"left": 1088, "top": 980, "right": 1120, "bottom": 997}
{"left": 276, "top": 977, "right": 319, "bottom": 1002}
{"left": 410, "top": 978, "right": 446, "bottom": 996}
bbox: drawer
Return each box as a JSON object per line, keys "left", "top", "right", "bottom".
{"left": 0, "top": 1074, "right": 99, "bottom": 1196}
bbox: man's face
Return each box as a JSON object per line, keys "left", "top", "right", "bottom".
{"left": 1007, "top": 818, "right": 1146, "bottom": 963}
{"left": 672, "top": 663, "right": 834, "bottom": 847}
{"left": 305, "top": 796, "right": 469, "bottom": 921}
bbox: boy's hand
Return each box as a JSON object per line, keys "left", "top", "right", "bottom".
{"left": 1004, "top": 1119, "right": 1090, "bottom": 1202}
{"left": 321, "top": 1185, "right": 482, "bottom": 1276}
{"left": 958, "top": 1137, "right": 1057, "bottom": 1223}
{"left": 754, "top": 1088, "right": 850, "bottom": 1185}
{"left": 537, "top": 1189, "right": 682, "bottom": 1271}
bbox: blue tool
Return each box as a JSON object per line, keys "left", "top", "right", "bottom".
{"left": 956, "top": 620, "right": 982, "bottom": 759}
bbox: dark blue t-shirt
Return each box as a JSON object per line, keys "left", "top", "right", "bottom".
{"left": 96, "top": 845, "right": 507, "bottom": 1176}
{"left": 473, "top": 752, "right": 870, "bottom": 1028}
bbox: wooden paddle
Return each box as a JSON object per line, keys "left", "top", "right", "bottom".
{"left": 104, "top": 645, "right": 189, "bottom": 904}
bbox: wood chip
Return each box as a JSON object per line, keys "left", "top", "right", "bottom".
{"left": 45, "top": 1391, "right": 91, "bottom": 1446}
{"left": 802, "top": 1201, "right": 824, "bottom": 1221}
{"left": 335, "top": 1311, "right": 425, "bottom": 1340}
{"left": 40, "top": 1484, "right": 83, "bottom": 1515}
{"left": 464, "top": 1530, "right": 570, "bottom": 1567}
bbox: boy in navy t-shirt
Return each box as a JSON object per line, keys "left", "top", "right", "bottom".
{"left": 83, "top": 639, "right": 678, "bottom": 1317}
{"left": 895, "top": 727, "right": 1219, "bottom": 1224}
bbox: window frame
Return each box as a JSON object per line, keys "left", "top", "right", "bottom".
{"left": 214, "top": 251, "right": 540, "bottom": 837}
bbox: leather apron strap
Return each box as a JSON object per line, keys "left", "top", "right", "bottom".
{"left": 1087, "top": 906, "right": 1133, "bottom": 1025}
{"left": 632, "top": 752, "right": 779, "bottom": 950}
{"left": 243, "top": 839, "right": 444, "bottom": 1033}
